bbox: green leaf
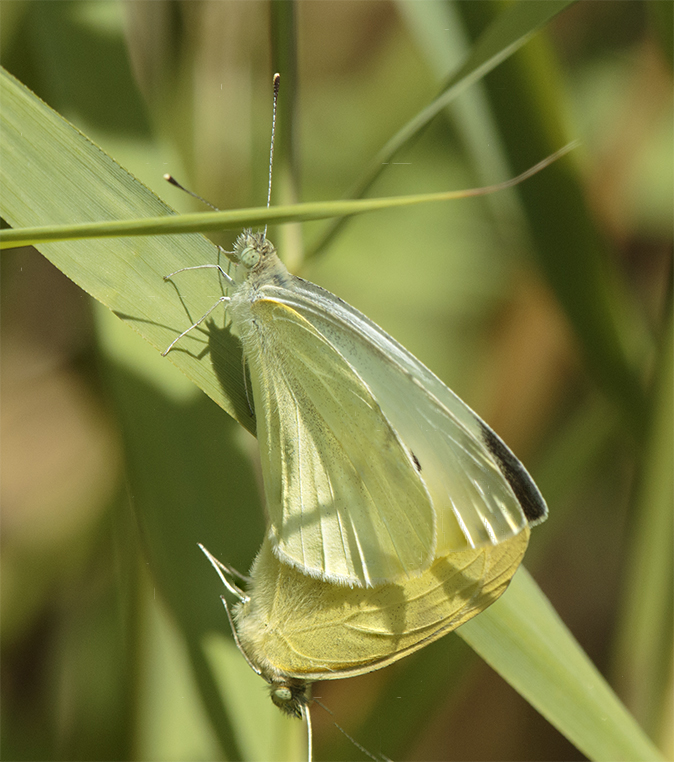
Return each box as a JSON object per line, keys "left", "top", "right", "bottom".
{"left": 0, "top": 65, "right": 253, "bottom": 430}
{"left": 459, "top": 569, "right": 664, "bottom": 762}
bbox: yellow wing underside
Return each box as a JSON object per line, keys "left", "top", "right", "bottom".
{"left": 235, "top": 529, "right": 529, "bottom": 681}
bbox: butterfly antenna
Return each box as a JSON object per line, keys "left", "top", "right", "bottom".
{"left": 303, "top": 704, "right": 313, "bottom": 762}
{"left": 218, "top": 595, "right": 264, "bottom": 678}
{"left": 163, "top": 174, "right": 221, "bottom": 211}
{"left": 313, "top": 698, "right": 383, "bottom": 761}
{"left": 263, "top": 72, "right": 281, "bottom": 239}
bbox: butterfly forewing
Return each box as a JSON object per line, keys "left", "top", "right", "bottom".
{"left": 269, "top": 277, "right": 547, "bottom": 552}
{"left": 238, "top": 295, "right": 436, "bottom": 586}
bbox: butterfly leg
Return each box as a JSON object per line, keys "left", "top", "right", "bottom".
{"left": 162, "top": 295, "right": 231, "bottom": 355}
{"left": 198, "top": 543, "right": 250, "bottom": 601}
{"left": 164, "top": 262, "right": 235, "bottom": 286}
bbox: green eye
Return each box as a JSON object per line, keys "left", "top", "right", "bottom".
{"left": 239, "top": 245, "right": 259, "bottom": 268}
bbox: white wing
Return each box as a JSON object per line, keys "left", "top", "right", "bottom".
{"left": 237, "top": 295, "right": 436, "bottom": 587}
{"left": 264, "top": 275, "right": 547, "bottom": 556}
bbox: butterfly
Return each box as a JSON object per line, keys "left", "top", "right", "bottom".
{"left": 165, "top": 229, "right": 547, "bottom": 587}
{"left": 200, "top": 526, "right": 529, "bottom": 720}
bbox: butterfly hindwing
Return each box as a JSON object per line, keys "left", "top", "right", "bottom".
{"left": 235, "top": 530, "right": 529, "bottom": 681}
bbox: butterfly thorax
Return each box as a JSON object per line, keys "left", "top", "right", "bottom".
{"left": 227, "top": 230, "right": 295, "bottom": 351}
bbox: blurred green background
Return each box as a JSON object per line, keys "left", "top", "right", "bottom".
{"left": 1, "top": 1, "right": 671, "bottom": 760}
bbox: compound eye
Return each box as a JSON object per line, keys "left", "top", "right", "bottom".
{"left": 239, "top": 245, "right": 260, "bottom": 268}
{"left": 273, "top": 686, "right": 293, "bottom": 703}
{"left": 269, "top": 682, "right": 305, "bottom": 719}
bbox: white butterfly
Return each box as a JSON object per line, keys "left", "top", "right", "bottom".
{"left": 165, "top": 230, "right": 547, "bottom": 587}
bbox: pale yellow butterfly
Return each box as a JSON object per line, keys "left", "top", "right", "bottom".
{"left": 163, "top": 74, "right": 548, "bottom": 587}
{"left": 165, "top": 228, "right": 546, "bottom": 587}
{"left": 200, "top": 528, "right": 529, "bottom": 720}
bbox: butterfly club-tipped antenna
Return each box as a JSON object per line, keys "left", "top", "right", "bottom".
{"left": 163, "top": 173, "right": 222, "bottom": 211}
{"left": 263, "top": 72, "right": 281, "bottom": 240}
{"left": 161, "top": 173, "right": 237, "bottom": 284}
{"left": 162, "top": 74, "right": 281, "bottom": 356}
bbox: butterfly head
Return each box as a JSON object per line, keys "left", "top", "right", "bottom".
{"left": 231, "top": 230, "right": 276, "bottom": 271}
{"left": 269, "top": 678, "right": 310, "bottom": 719}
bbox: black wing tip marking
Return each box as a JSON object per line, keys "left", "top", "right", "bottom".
{"left": 478, "top": 422, "right": 548, "bottom": 525}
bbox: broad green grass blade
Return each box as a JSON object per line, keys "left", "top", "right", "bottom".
{"left": 0, "top": 66, "right": 253, "bottom": 430}
{"left": 459, "top": 569, "right": 664, "bottom": 762}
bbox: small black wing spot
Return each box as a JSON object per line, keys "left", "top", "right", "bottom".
{"left": 410, "top": 450, "right": 422, "bottom": 472}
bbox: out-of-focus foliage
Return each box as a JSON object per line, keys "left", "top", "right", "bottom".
{"left": 1, "top": 2, "right": 671, "bottom": 760}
